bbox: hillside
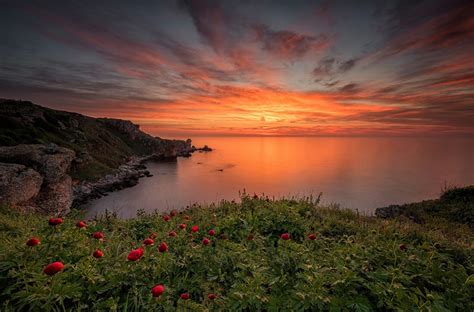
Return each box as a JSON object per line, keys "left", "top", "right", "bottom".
{"left": 0, "top": 99, "right": 191, "bottom": 181}
{"left": 0, "top": 191, "right": 472, "bottom": 310}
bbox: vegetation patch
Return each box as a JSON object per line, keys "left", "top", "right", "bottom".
{"left": 0, "top": 194, "right": 472, "bottom": 311}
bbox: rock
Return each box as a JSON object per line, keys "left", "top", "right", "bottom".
{"left": 374, "top": 205, "right": 401, "bottom": 219}
{"left": 0, "top": 144, "right": 75, "bottom": 183}
{"left": 35, "top": 176, "right": 73, "bottom": 214}
{"left": 0, "top": 163, "right": 43, "bottom": 205}
{"left": 0, "top": 144, "right": 75, "bottom": 213}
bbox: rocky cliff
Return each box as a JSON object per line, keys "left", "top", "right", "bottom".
{"left": 0, "top": 99, "right": 196, "bottom": 213}
{"left": 0, "top": 99, "right": 193, "bottom": 181}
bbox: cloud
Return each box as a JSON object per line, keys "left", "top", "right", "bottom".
{"left": 254, "top": 24, "right": 329, "bottom": 59}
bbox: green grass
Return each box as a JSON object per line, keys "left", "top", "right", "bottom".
{"left": 0, "top": 195, "right": 472, "bottom": 311}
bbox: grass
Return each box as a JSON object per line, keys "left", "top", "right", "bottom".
{"left": 0, "top": 194, "right": 472, "bottom": 311}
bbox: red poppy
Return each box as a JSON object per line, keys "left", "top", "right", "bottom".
{"left": 48, "top": 218, "right": 63, "bottom": 226}
{"left": 208, "top": 229, "right": 216, "bottom": 236}
{"left": 280, "top": 233, "right": 290, "bottom": 240}
{"left": 151, "top": 284, "right": 165, "bottom": 297}
{"left": 183, "top": 215, "right": 191, "bottom": 221}
{"left": 180, "top": 293, "right": 189, "bottom": 300}
{"left": 128, "top": 248, "right": 144, "bottom": 261}
{"left": 149, "top": 233, "right": 158, "bottom": 239}
{"left": 208, "top": 293, "right": 217, "bottom": 300}
{"left": 92, "top": 231, "right": 104, "bottom": 240}
{"left": 168, "top": 231, "right": 177, "bottom": 237}
{"left": 43, "top": 261, "right": 64, "bottom": 275}
{"left": 202, "top": 238, "right": 210, "bottom": 246}
{"left": 170, "top": 210, "right": 177, "bottom": 217}
{"left": 76, "top": 220, "right": 86, "bottom": 228}
{"left": 158, "top": 242, "right": 168, "bottom": 253}
{"left": 191, "top": 225, "right": 199, "bottom": 233}
{"left": 163, "top": 215, "right": 171, "bottom": 222}
{"left": 93, "top": 249, "right": 104, "bottom": 258}
{"left": 143, "top": 238, "right": 154, "bottom": 246}
{"left": 179, "top": 223, "right": 187, "bottom": 230}
{"left": 308, "top": 233, "right": 317, "bottom": 240}
{"left": 26, "top": 237, "right": 40, "bottom": 246}
{"left": 399, "top": 243, "right": 407, "bottom": 251}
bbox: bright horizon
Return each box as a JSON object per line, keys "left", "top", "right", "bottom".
{"left": 1, "top": 1, "right": 473, "bottom": 137}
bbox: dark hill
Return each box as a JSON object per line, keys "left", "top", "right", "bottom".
{"left": 0, "top": 99, "right": 191, "bottom": 181}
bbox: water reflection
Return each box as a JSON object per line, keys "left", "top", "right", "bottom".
{"left": 86, "top": 137, "right": 473, "bottom": 218}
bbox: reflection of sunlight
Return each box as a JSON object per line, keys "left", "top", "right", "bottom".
{"left": 86, "top": 137, "right": 474, "bottom": 219}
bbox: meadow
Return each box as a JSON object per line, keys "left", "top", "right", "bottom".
{"left": 0, "top": 194, "right": 472, "bottom": 311}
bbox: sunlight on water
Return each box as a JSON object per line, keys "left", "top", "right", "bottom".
{"left": 86, "top": 137, "right": 473, "bottom": 218}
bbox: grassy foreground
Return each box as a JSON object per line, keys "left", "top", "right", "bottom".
{"left": 0, "top": 194, "right": 473, "bottom": 311}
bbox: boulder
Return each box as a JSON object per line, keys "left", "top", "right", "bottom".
{"left": 0, "top": 163, "right": 43, "bottom": 205}
{"left": 0, "top": 144, "right": 75, "bottom": 213}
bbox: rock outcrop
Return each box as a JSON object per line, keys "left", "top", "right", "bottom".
{"left": 0, "top": 144, "right": 75, "bottom": 213}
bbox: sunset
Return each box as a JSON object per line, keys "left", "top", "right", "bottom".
{"left": 2, "top": 0, "right": 473, "bottom": 136}
{"left": 0, "top": 0, "right": 473, "bottom": 310}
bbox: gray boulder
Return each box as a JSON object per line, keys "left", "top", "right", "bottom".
{"left": 0, "top": 163, "right": 43, "bottom": 205}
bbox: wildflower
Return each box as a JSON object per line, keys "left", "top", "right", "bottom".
{"left": 399, "top": 244, "right": 407, "bottom": 251}
{"left": 92, "top": 231, "right": 104, "bottom": 240}
{"left": 308, "top": 233, "right": 317, "bottom": 240}
{"left": 93, "top": 249, "right": 104, "bottom": 258}
{"left": 179, "top": 223, "right": 187, "bottom": 230}
{"left": 202, "top": 238, "right": 210, "bottom": 246}
{"left": 163, "top": 215, "right": 171, "bottom": 222}
{"left": 149, "top": 233, "right": 158, "bottom": 239}
{"left": 43, "top": 261, "right": 64, "bottom": 275}
{"left": 208, "top": 293, "right": 217, "bottom": 300}
{"left": 26, "top": 237, "right": 40, "bottom": 246}
{"left": 48, "top": 218, "right": 63, "bottom": 226}
{"left": 76, "top": 220, "right": 86, "bottom": 228}
{"left": 168, "top": 231, "right": 177, "bottom": 237}
{"left": 158, "top": 242, "right": 168, "bottom": 253}
{"left": 143, "top": 238, "right": 154, "bottom": 246}
{"left": 208, "top": 229, "right": 216, "bottom": 236}
{"left": 280, "top": 233, "right": 290, "bottom": 240}
{"left": 191, "top": 225, "right": 199, "bottom": 233}
{"left": 151, "top": 284, "right": 165, "bottom": 297}
{"left": 128, "top": 248, "right": 144, "bottom": 261}
{"left": 170, "top": 210, "right": 177, "bottom": 217}
{"left": 180, "top": 293, "right": 189, "bottom": 300}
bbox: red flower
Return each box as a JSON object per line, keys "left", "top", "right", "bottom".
{"left": 183, "top": 215, "right": 191, "bottom": 221}
{"left": 208, "top": 293, "right": 217, "bottom": 300}
{"left": 168, "top": 231, "right": 177, "bottom": 237}
{"left": 399, "top": 243, "right": 407, "bottom": 251}
{"left": 26, "top": 237, "right": 40, "bottom": 246}
{"left": 151, "top": 284, "right": 165, "bottom": 297}
{"left": 76, "top": 220, "right": 86, "bottom": 228}
{"left": 179, "top": 223, "right": 187, "bottom": 230}
{"left": 143, "top": 238, "right": 154, "bottom": 246}
{"left": 180, "top": 293, "right": 189, "bottom": 300}
{"left": 93, "top": 249, "right": 104, "bottom": 258}
{"left": 308, "top": 233, "right": 317, "bottom": 240}
{"left": 43, "top": 261, "right": 64, "bottom": 275}
{"left": 208, "top": 229, "right": 216, "bottom": 236}
{"left": 163, "top": 215, "right": 171, "bottom": 222}
{"left": 48, "top": 218, "right": 63, "bottom": 226}
{"left": 92, "top": 231, "right": 104, "bottom": 240}
{"left": 149, "top": 232, "right": 158, "bottom": 239}
{"left": 280, "top": 233, "right": 290, "bottom": 240}
{"left": 170, "top": 210, "right": 177, "bottom": 217}
{"left": 128, "top": 248, "right": 144, "bottom": 261}
{"left": 191, "top": 225, "right": 199, "bottom": 233}
{"left": 202, "top": 238, "right": 210, "bottom": 246}
{"left": 158, "top": 242, "right": 168, "bottom": 253}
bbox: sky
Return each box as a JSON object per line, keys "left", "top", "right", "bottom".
{"left": 1, "top": 0, "right": 473, "bottom": 137}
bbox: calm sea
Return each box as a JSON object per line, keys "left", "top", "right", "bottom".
{"left": 85, "top": 137, "right": 473, "bottom": 218}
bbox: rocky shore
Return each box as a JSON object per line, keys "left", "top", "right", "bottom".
{"left": 0, "top": 99, "right": 212, "bottom": 214}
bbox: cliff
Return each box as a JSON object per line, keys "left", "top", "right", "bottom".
{"left": 0, "top": 99, "right": 195, "bottom": 213}
{"left": 0, "top": 99, "right": 192, "bottom": 181}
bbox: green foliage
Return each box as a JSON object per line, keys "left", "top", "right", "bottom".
{"left": 0, "top": 198, "right": 472, "bottom": 311}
